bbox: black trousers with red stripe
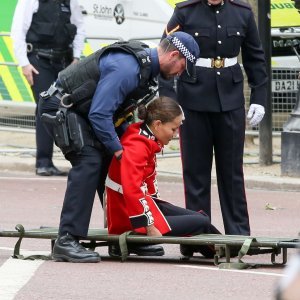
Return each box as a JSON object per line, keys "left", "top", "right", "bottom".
{"left": 179, "top": 107, "right": 250, "bottom": 235}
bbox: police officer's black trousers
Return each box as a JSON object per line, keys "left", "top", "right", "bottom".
{"left": 155, "top": 200, "right": 220, "bottom": 236}
{"left": 180, "top": 107, "right": 250, "bottom": 235}
{"left": 59, "top": 146, "right": 112, "bottom": 237}
{"left": 29, "top": 53, "right": 66, "bottom": 168}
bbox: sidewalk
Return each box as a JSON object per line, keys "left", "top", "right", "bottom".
{"left": 0, "top": 129, "right": 299, "bottom": 191}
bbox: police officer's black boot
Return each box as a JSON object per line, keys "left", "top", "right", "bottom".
{"left": 52, "top": 233, "right": 101, "bottom": 263}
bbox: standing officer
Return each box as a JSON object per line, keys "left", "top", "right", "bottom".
{"left": 160, "top": 0, "right": 268, "bottom": 236}
{"left": 39, "top": 32, "right": 200, "bottom": 262}
{"left": 11, "top": 0, "right": 85, "bottom": 176}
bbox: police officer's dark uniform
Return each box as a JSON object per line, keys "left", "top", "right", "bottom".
{"left": 160, "top": 0, "right": 268, "bottom": 236}
{"left": 38, "top": 32, "right": 200, "bottom": 262}
{"left": 11, "top": 0, "right": 83, "bottom": 176}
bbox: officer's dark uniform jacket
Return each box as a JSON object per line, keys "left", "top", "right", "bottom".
{"left": 162, "top": 0, "right": 268, "bottom": 112}
{"left": 57, "top": 41, "right": 155, "bottom": 119}
{"left": 40, "top": 41, "right": 156, "bottom": 154}
{"left": 26, "top": 0, "right": 76, "bottom": 54}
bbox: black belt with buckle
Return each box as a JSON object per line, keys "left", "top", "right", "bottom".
{"left": 27, "top": 43, "right": 72, "bottom": 61}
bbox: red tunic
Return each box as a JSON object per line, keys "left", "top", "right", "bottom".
{"left": 106, "top": 122, "right": 171, "bottom": 235}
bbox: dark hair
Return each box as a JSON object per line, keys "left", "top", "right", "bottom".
{"left": 159, "top": 38, "right": 184, "bottom": 59}
{"left": 138, "top": 96, "right": 182, "bottom": 125}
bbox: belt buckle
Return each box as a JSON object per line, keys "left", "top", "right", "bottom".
{"left": 212, "top": 58, "right": 224, "bottom": 68}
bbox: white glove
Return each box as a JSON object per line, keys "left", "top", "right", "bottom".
{"left": 247, "top": 104, "right": 265, "bottom": 126}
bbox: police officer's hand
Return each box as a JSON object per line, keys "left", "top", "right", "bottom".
{"left": 146, "top": 224, "right": 162, "bottom": 237}
{"left": 22, "top": 64, "right": 39, "bottom": 86}
{"left": 247, "top": 104, "right": 265, "bottom": 126}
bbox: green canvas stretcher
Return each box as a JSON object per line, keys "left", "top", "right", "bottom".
{"left": 0, "top": 224, "right": 299, "bottom": 269}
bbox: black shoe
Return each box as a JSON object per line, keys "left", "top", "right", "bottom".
{"left": 129, "top": 243, "right": 165, "bottom": 256}
{"left": 108, "top": 244, "right": 122, "bottom": 258}
{"left": 52, "top": 233, "right": 101, "bottom": 263}
{"left": 228, "top": 246, "right": 240, "bottom": 258}
{"left": 180, "top": 244, "right": 216, "bottom": 258}
{"left": 36, "top": 166, "right": 68, "bottom": 176}
{"left": 108, "top": 243, "right": 165, "bottom": 257}
{"left": 180, "top": 245, "right": 194, "bottom": 257}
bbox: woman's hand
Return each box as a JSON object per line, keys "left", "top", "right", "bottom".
{"left": 146, "top": 224, "right": 162, "bottom": 237}
{"left": 114, "top": 149, "right": 123, "bottom": 161}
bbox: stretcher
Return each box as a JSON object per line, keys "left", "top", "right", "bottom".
{"left": 0, "top": 224, "right": 299, "bottom": 269}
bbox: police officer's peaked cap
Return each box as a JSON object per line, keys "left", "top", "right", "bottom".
{"left": 167, "top": 31, "right": 200, "bottom": 63}
{"left": 166, "top": 31, "right": 200, "bottom": 75}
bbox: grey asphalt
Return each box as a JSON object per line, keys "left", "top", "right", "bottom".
{"left": 0, "top": 129, "right": 300, "bottom": 299}
{"left": 1, "top": 174, "right": 300, "bottom": 300}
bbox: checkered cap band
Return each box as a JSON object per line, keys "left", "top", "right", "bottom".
{"left": 171, "top": 36, "right": 196, "bottom": 63}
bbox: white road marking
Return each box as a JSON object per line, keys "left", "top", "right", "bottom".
{"left": 0, "top": 256, "right": 45, "bottom": 300}
{"left": 0, "top": 248, "right": 50, "bottom": 299}
{"left": 0, "top": 176, "right": 66, "bottom": 181}
{"left": 0, "top": 247, "right": 16, "bottom": 251}
{"left": 176, "top": 265, "right": 284, "bottom": 277}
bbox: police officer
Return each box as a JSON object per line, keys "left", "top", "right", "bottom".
{"left": 160, "top": 0, "right": 268, "bottom": 237}
{"left": 11, "top": 0, "right": 85, "bottom": 176}
{"left": 39, "top": 32, "right": 200, "bottom": 262}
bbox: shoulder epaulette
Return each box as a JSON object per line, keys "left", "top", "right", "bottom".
{"left": 228, "top": 0, "right": 251, "bottom": 10}
{"left": 176, "top": 0, "right": 202, "bottom": 9}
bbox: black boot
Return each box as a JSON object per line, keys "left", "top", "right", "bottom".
{"left": 180, "top": 244, "right": 216, "bottom": 258}
{"left": 108, "top": 243, "right": 165, "bottom": 257}
{"left": 36, "top": 166, "right": 68, "bottom": 176}
{"left": 53, "top": 233, "right": 101, "bottom": 263}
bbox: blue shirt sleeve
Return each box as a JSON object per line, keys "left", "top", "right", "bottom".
{"left": 88, "top": 51, "right": 140, "bottom": 153}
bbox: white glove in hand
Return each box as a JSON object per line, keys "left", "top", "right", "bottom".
{"left": 247, "top": 104, "right": 265, "bottom": 126}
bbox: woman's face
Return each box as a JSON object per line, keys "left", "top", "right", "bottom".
{"left": 152, "top": 114, "right": 183, "bottom": 145}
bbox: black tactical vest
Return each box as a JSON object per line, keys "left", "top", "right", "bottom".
{"left": 26, "top": 0, "right": 77, "bottom": 49}
{"left": 58, "top": 41, "right": 156, "bottom": 117}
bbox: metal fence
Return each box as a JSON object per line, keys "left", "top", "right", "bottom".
{"left": 244, "top": 66, "right": 300, "bottom": 132}
{"left": 271, "top": 67, "right": 300, "bottom": 131}
{"left": 0, "top": 101, "right": 35, "bottom": 129}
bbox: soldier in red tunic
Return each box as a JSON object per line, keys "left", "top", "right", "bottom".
{"left": 106, "top": 96, "right": 220, "bottom": 257}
